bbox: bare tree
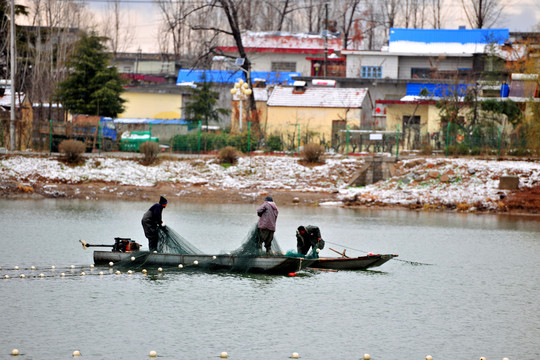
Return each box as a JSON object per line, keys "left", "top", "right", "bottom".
{"left": 380, "top": 0, "right": 400, "bottom": 41}
{"left": 460, "top": 0, "right": 504, "bottom": 29}
{"left": 101, "top": 0, "right": 135, "bottom": 56}
{"left": 156, "top": 0, "right": 210, "bottom": 63}
{"left": 431, "top": 0, "right": 444, "bottom": 28}
{"left": 335, "top": 0, "right": 361, "bottom": 49}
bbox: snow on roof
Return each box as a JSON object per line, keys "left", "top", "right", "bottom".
{"left": 389, "top": 28, "right": 509, "bottom": 54}
{"left": 0, "top": 89, "right": 24, "bottom": 107}
{"left": 241, "top": 30, "right": 342, "bottom": 51}
{"left": 267, "top": 86, "right": 369, "bottom": 108}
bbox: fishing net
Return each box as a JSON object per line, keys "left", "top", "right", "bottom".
{"left": 157, "top": 226, "right": 203, "bottom": 255}
{"left": 230, "top": 223, "right": 283, "bottom": 256}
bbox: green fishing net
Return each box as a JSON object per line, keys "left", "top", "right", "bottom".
{"left": 157, "top": 226, "right": 203, "bottom": 255}
{"left": 230, "top": 223, "right": 283, "bottom": 256}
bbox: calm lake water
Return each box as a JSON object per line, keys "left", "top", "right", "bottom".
{"left": 0, "top": 199, "right": 539, "bottom": 360}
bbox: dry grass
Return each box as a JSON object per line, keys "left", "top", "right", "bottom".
{"left": 59, "top": 140, "right": 86, "bottom": 164}
{"left": 218, "top": 146, "right": 241, "bottom": 165}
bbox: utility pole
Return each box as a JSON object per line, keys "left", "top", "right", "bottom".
{"left": 323, "top": 2, "right": 328, "bottom": 77}
{"left": 10, "top": 0, "right": 16, "bottom": 150}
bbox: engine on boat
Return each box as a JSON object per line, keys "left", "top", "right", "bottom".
{"left": 113, "top": 237, "right": 141, "bottom": 252}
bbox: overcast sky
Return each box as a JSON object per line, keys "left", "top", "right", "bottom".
{"left": 18, "top": 0, "right": 540, "bottom": 53}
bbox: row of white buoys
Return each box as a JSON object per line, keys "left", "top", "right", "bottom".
{"left": 1, "top": 262, "right": 204, "bottom": 279}
{"left": 6, "top": 349, "right": 511, "bottom": 359}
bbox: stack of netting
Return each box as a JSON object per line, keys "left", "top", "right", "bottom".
{"left": 230, "top": 223, "right": 283, "bottom": 256}
{"left": 112, "top": 226, "right": 202, "bottom": 269}
{"left": 228, "top": 223, "right": 285, "bottom": 272}
{"left": 157, "top": 226, "right": 203, "bottom": 255}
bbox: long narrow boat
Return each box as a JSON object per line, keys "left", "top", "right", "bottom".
{"left": 93, "top": 251, "right": 315, "bottom": 275}
{"left": 309, "top": 254, "right": 398, "bottom": 271}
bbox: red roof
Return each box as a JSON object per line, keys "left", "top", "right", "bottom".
{"left": 218, "top": 46, "right": 337, "bottom": 55}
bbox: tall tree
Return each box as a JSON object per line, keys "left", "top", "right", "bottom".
{"left": 101, "top": 0, "right": 135, "bottom": 56}
{"left": 55, "top": 32, "right": 125, "bottom": 117}
{"left": 183, "top": 74, "right": 230, "bottom": 131}
{"left": 460, "top": 0, "right": 504, "bottom": 29}
{"left": 336, "top": 0, "right": 361, "bottom": 49}
{"left": 0, "top": 0, "right": 28, "bottom": 80}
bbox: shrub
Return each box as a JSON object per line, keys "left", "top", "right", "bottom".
{"left": 265, "top": 135, "right": 283, "bottom": 152}
{"left": 218, "top": 146, "right": 240, "bottom": 164}
{"left": 59, "top": 139, "right": 86, "bottom": 164}
{"left": 420, "top": 143, "right": 433, "bottom": 155}
{"left": 140, "top": 141, "right": 159, "bottom": 164}
{"left": 301, "top": 143, "right": 325, "bottom": 163}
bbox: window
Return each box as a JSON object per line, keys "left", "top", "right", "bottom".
{"left": 361, "top": 66, "right": 382, "bottom": 79}
{"left": 271, "top": 61, "right": 296, "bottom": 72}
{"left": 411, "top": 68, "right": 430, "bottom": 79}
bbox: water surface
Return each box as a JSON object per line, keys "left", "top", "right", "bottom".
{"left": 1, "top": 199, "right": 539, "bottom": 360}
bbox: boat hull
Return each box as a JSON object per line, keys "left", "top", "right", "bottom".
{"left": 309, "top": 254, "right": 398, "bottom": 270}
{"left": 93, "top": 251, "right": 314, "bottom": 275}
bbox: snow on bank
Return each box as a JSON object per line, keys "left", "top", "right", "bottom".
{"left": 0, "top": 155, "right": 360, "bottom": 193}
{"left": 338, "top": 157, "right": 540, "bottom": 210}
{"left": 1, "top": 155, "right": 539, "bottom": 209}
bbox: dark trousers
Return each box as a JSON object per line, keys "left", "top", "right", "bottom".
{"left": 258, "top": 228, "right": 274, "bottom": 253}
{"left": 142, "top": 221, "right": 158, "bottom": 252}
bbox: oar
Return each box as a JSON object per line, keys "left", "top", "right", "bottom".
{"left": 79, "top": 239, "right": 113, "bottom": 250}
{"left": 329, "top": 247, "right": 350, "bottom": 258}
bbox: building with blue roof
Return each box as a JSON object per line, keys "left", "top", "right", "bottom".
{"left": 176, "top": 69, "right": 301, "bottom": 86}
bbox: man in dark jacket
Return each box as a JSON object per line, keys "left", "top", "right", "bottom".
{"left": 296, "top": 225, "right": 325, "bottom": 257}
{"left": 141, "top": 196, "right": 168, "bottom": 252}
{"left": 256, "top": 196, "right": 279, "bottom": 255}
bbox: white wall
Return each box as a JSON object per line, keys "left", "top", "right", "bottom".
{"left": 345, "top": 53, "right": 399, "bottom": 79}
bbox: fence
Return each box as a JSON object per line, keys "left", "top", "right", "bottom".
{"left": 336, "top": 123, "right": 531, "bottom": 157}
{"left": 170, "top": 121, "right": 258, "bottom": 154}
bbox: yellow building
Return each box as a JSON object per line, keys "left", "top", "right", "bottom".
{"left": 231, "top": 88, "right": 269, "bottom": 134}
{"left": 266, "top": 85, "right": 373, "bottom": 149}
{"left": 119, "top": 91, "right": 182, "bottom": 119}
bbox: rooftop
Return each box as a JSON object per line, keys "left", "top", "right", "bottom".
{"left": 267, "top": 86, "right": 369, "bottom": 108}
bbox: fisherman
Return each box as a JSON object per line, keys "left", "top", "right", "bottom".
{"left": 141, "top": 195, "right": 168, "bottom": 252}
{"left": 256, "top": 196, "right": 279, "bottom": 255}
{"left": 296, "top": 225, "right": 325, "bottom": 257}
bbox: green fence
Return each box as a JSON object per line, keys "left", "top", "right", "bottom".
{"left": 170, "top": 122, "right": 258, "bottom": 154}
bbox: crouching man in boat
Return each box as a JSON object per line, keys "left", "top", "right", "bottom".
{"left": 296, "top": 225, "right": 325, "bottom": 258}
{"left": 256, "top": 196, "right": 279, "bottom": 255}
{"left": 141, "top": 195, "right": 168, "bottom": 252}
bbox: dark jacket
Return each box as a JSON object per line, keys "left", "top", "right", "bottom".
{"left": 257, "top": 201, "right": 279, "bottom": 231}
{"left": 296, "top": 225, "right": 325, "bottom": 255}
{"left": 142, "top": 203, "right": 164, "bottom": 228}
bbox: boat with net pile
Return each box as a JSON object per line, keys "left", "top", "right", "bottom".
{"left": 93, "top": 251, "right": 314, "bottom": 274}
{"left": 81, "top": 225, "right": 314, "bottom": 275}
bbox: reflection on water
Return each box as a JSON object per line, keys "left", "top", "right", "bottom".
{"left": 1, "top": 199, "right": 539, "bottom": 360}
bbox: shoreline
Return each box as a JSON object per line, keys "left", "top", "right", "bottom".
{"left": 1, "top": 153, "right": 539, "bottom": 216}
{"left": 2, "top": 179, "right": 539, "bottom": 218}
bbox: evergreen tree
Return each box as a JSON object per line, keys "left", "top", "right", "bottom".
{"left": 183, "top": 74, "right": 230, "bottom": 131}
{"left": 55, "top": 32, "right": 125, "bottom": 117}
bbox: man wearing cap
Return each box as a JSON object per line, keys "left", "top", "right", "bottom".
{"left": 296, "top": 225, "right": 325, "bottom": 257}
{"left": 141, "top": 195, "right": 168, "bottom": 252}
{"left": 256, "top": 196, "right": 279, "bottom": 255}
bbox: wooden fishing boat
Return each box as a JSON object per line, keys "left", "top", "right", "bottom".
{"left": 93, "top": 251, "right": 315, "bottom": 275}
{"left": 309, "top": 254, "right": 397, "bottom": 270}
{"left": 308, "top": 248, "right": 398, "bottom": 270}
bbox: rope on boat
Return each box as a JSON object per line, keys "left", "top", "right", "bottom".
{"left": 324, "top": 240, "right": 433, "bottom": 266}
